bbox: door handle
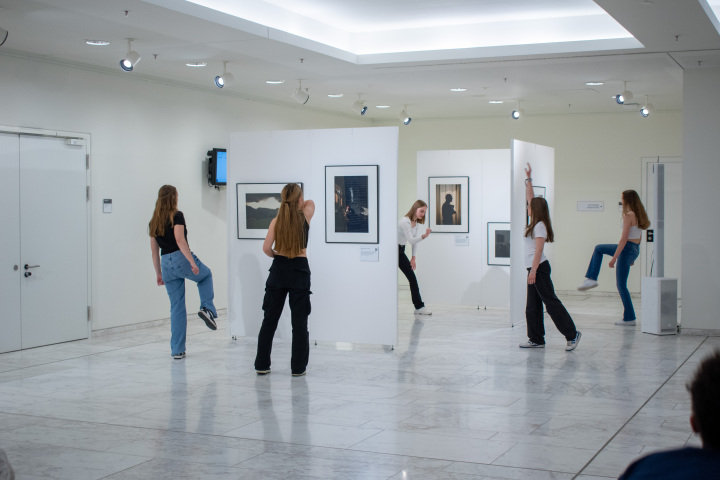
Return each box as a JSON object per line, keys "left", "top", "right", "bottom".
{"left": 24, "top": 264, "right": 40, "bottom": 270}
{"left": 24, "top": 272, "right": 32, "bottom": 278}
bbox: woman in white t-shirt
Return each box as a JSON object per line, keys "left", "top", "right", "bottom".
{"left": 398, "top": 200, "right": 432, "bottom": 315}
{"left": 521, "top": 164, "right": 581, "bottom": 351}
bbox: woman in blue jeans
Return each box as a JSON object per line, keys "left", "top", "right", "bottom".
{"left": 578, "top": 190, "right": 650, "bottom": 325}
{"left": 149, "top": 185, "right": 217, "bottom": 359}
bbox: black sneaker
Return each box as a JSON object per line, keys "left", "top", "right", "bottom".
{"left": 256, "top": 369, "right": 271, "bottom": 375}
{"left": 173, "top": 352, "right": 186, "bottom": 360}
{"left": 198, "top": 308, "right": 217, "bottom": 330}
{"left": 291, "top": 371, "right": 306, "bottom": 377}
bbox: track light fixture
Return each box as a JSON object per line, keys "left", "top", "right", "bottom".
{"left": 291, "top": 80, "right": 309, "bottom": 104}
{"left": 119, "top": 39, "right": 140, "bottom": 72}
{"left": 511, "top": 101, "right": 524, "bottom": 120}
{"left": 0, "top": 27, "right": 8, "bottom": 47}
{"left": 399, "top": 106, "right": 411, "bottom": 125}
{"left": 616, "top": 81, "right": 633, "bottom": 105}
{"left": 352, "top": 99, "right": 367, "bottom": 115}
{"left": 640, "top": 97, "right": 653, "bottom": 118}
{"left": 214, "top": 61, "right": 234, "bottom": 88}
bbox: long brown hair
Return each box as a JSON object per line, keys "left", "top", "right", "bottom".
{"left": 149, "top": 185, "right": 178, "bottom": 237}
{"left": 524, "top": 197, "right": 554, "bottom": 242}
{"left": 405, "top": 200, "right": 427, "bottom": 224}
{"left": 273, "top": 183, "right": 306, "bottom": 258}
{"left": 622, "top": 190, "right": 650, "bottom": 229}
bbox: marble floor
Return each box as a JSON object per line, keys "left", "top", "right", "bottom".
{"left": 0, "top": 292, "right": 716, "bottom": 480}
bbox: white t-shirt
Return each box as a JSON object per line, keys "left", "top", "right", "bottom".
{"left": 397, "top": 217, "right": 424, "bottom": 256}
{"left": 524, "top": 221, "right": 548, "bottom": 268}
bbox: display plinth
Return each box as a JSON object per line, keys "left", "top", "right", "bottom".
{"left": 641, "top": 277, "right": 678, "bottom": 335}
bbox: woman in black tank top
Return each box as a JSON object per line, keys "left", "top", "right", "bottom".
{"left": 254, "top": 183, "right": 315, "bottom": 377}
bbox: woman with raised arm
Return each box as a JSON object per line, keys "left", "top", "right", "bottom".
{"left": 577, "top": 190, "right": 649, "bottom": 326}
{"left": 149, "top": 185, "right": 218, "bottom": 360}
{"left": 398, "top": 200, "right": 432, "bottom": 315}
{"left": 255, "top": 183, "right": 315, "bottom": 377}
{"left": 521, "top": 164, "right": 581, "bottom": 351}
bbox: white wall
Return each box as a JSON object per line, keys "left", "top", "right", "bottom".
{"left": 394, "top": 113, "right": 682, "bottom": 293}
{"left": 415, "top": 149, "right": 511, "bottom": 307}
{"left": 227, "top": 127, "right": 399, "bottom": 345}
{"left": 682, "top": 67, "right": 720, "bottom": 332}
{"left": 0, "top": 53, "right": 368, "bottom": 331}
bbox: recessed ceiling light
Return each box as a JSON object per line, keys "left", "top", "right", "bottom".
{"left": 489, "top": 100, "right": 504, "bottom": 104}
{"left": 186, "top": 61, "right": 207, "bottom": 67}
{"left": 376, "top": 105, "right": 390, "bottom": 109}
{"left": 586, "top": 81, "right": 604, "bottom": 86}
{"left": 265, "top": 80, "right": 285, "bottom": 84}
{"left": 327, "top": 93, "right": 344, "bottom": 98}
{"left": 450, "top": 88, "right": 467, "bottom": 92}
{"left": 85, "top": 40, "right": 110, "bottom": 46}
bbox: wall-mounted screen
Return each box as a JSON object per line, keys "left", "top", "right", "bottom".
{"left": 207, "top": 148, "right": 227, "bottom": 186}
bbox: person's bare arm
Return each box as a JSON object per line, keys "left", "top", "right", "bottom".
{"left": 174, "top": 224, "right": 199, "bottom": 274}
{"left": 263, "top": 218, "right": 276, "bottom": 258}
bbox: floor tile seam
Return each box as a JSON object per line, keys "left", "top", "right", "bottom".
{"left": 570, "top": 335, "right": 710, "bottom": 480}
{"left": 95, "top": 457, "right": 157, "bottom": 480}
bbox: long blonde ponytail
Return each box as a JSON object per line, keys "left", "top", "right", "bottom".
{"left": 273, "top": 183, "right": 305, "bottom": 258}
{"left": 149, "top": 185, "right": 178, "bottom": 237}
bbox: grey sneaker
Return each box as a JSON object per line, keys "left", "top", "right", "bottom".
{"left": 577, "top": 278, "right": 598, "bottom": 291}
{"left": 614, "top": 320, "right": 636, "bottom": 326}
{"left": 414, "top": 307, "right": 432, "bottom": 315}
{"left": 198, "top": 308, "right": 217, "bottom": 330}
{"left": 519, "top": 340, "right": 545, "bottom": 348}
{"left": 566, "top": 331, "right": 582, "bottom": 351}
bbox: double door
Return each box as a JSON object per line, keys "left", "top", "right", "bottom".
{"left": 0, "top": 133, "right": 89, "bottom": 353}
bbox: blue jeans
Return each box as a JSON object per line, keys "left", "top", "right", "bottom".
{"left": 585, "top": 242, "right": 640, "bottom": 320}
{"left": 161, "top": 250, "right": 217, "bottom": 356}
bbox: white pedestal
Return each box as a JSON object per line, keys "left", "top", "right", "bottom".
{"left": 641, "top": 277, "right": 678, "bottom": 335}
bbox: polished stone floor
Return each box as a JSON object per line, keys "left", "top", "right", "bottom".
{"left": 0, "top": 292, "right": 716, "bottom": 479}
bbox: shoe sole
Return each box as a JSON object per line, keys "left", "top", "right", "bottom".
{"left": 577, "top": 284, "right": 598, "bottom": 291}
{"left": 519, "top": 344, "right": 545, "bottom": 348}
{"left": 198, "top": 310, "right": 217, "bottom": 330}
{"left": 414, "top": 312, "right": 432, "bottom": 315}
{"left": 173, "top": 353, "right": 186, "bottom": 359}
{"left": 256, "top": 370, "right": 271, "bottom": 375}
{"left": 292, "top": 371, "right": 306, "bottom": 377}
{"left": 566, "top": 332, "right": 582, "bottom": 351}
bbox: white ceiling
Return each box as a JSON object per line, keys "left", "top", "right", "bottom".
{"left": 2, "top": 0, "right": 720, "bottom": 121}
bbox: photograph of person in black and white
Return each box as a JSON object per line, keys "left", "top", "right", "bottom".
{"left": 334, "top": 176, "right": 369, "bottom": 233}
{"left": 495, "top": 229, "right": 511, "bottom": 258}
{"left": 435, "top": 184, "right": 461, "bottom": 226}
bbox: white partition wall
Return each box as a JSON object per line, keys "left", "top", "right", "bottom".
{"left": 227, "top": 127, "right": 399, "bottom": 346}
{"left": 415, "top": 149, "right": 511, "bottom": 307}
{"left": 509, "top": 140, "right": 555, "bottom": 325}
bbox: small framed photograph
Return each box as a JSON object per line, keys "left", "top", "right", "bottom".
{"left": 428, "top": 176, "right": 469, "bottom": 233}
{"left": 325, "top": 165, "right": 379, "bottom": 244}
{"left": 236, "top": 183, "right": 303, "bottom": 239}
{"left": 488, "top": 222, "right": 511, "bottom": 266}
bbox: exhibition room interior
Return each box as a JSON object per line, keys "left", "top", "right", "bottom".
{"left": 2, "top": 1, "right": 720, "bottom": 478}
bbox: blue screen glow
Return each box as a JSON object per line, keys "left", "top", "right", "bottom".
{"left": 215, "top": 150, "right": 227, "bottom": 184}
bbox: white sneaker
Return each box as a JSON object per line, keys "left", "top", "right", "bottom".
{"left": 519, "top": 340, "right": 545, "bottom": 348}
{"left": 577, "top": 278, "right": 598, "bottom": 291}
{"left": 566, "top": 331, "right": 582, "bottom": 351}
{"left": 414, "top": 307, "right": 432, "bottom": 315}
{"left": 614, "top": 320, "right": 636, "bottom": 326}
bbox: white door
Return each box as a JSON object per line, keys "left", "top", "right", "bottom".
{"left": 20, "top": 135, "right": 89, "bottom": 349}
{"left": 642, "top": 157, "right": 682, "bottom": 296}
{"left": 0, "top": 133, "right": 22, "bottom": 353}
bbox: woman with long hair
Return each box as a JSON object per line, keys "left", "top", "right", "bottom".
{"left": 398, "top": 200, "right": 432, "bottom": 315}
{"left": 255, "top": 183, "right": 315, "bottom": 376}
{"left": 149, "top": 185, "right": 217, "bottom": 359}
{"left": 521, "top": 164, "right": 581, "bottom": 350}
{"left": 578, "top": 189, "right": 650, "bottom": 326}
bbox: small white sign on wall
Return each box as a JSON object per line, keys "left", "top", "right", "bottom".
{"left": 360, "top": 247, "right": 379, "bottom": 262}
{"left": 454, "top": 234, "right": 469, "bottom": 246}
{"left": 577, "top": 201, "right": 604, "bottom": 212}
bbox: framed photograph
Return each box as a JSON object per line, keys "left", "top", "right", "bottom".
{"left": 236, "top": 182, "right": 303, "bottom": 239}
{"left": 527, "top": 185, "right": 547, "bottom": 225}
{"left": 428, "top": 176, "right": 469, "bottom": 233}
{"left": 325, "top": 165, "right": 379, "bottom": 244}
{"left": 488, "top": 222, "right": 511, "bottom": 266}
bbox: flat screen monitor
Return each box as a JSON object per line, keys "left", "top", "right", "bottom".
{"left": 207, "top": 148, "right": 227, "bottom": 186}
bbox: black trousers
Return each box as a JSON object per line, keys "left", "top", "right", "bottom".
{"left": 254, "top": 256, "right": 311, "bottom": 374}
{"left": 398, "top": 245, "right": 425, "bottom": 310}
{"left": 526, "top": 260, "right": 577, "bottom": 344}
